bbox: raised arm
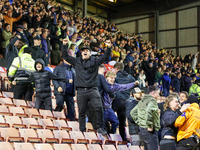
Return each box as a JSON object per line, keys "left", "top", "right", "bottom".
{"left": 95, "top": 40, "right": 112, "bottom": 65}
{"left": 62, "top": 39, "right": 76, "bottom": 66}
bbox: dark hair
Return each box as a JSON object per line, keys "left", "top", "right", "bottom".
{"left": 99, "top": 64, "right": 105, "bottom": 69}
{"left": 24, "top": 47, "right": 32, "bottom": 54}
{"left": 148, "top": 85, "right": 160, "bottom": 94}
{"left": 180, "top": 91, "right": 189, "bottom": 99}
{"left": 114, "top": 62, "right": 124, "bottom": 70}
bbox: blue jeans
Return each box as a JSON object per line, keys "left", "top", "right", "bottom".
{"left": 55, "top": 94, "right": 75, "bottom": 121}
{"left": 45, "top": 53, "right": 50, "bottom": 66}
{"left": 104, "top": 108, "right": 119, "bottom": 134}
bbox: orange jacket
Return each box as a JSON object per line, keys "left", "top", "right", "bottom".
{"left": 3, "top": 15, "right": 21, "bottom": 33}
{"left": 174, "top": 103, "right": 200, "bottom": 142}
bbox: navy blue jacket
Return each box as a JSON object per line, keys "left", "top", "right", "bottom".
{"left": 171, "top": 76, "right": 181, "bottom": 93}
{"left": 159, "top": 73, "right": 171, "bottom": 89}
{"left": 183, "top": 75, "right": 192, "bottom": 92}
{"left": 115, "top": 70, "right": 135, "bottom": 100}
{"left": 53, "top": 63, "right": 76, "bottom": 96}
{"left": 161, "top": 108, "right": 182, "bottom": 139}
{"left": 126, "top": 97, "right": 140, "bottom": 135}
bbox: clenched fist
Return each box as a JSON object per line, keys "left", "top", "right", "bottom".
{"left": 58, "top": 87, "right": 63, "bottom": 93}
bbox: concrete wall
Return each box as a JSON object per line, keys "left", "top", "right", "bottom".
{"left": 112, "top": 1, "right": 200, "bottom": 58}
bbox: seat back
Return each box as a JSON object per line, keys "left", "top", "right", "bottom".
{"left": 0, "top": 105, "right": 9, "bottom": 113}
{"left": 67, "top": 121, "right": 79, "bottom": 131}
{"left": 102, "top": 145, "right": 116, "bottom": 150}
{"left": 35, "top": 144, "right": 53, "bottom": 150}
{"left": 54, "top": 120, "right": 68, "bottom": 128}
{"left": 53, "top": 130, "right": 70, "bottom": 140}
{"left": 0, "top": 98, "right": 14, "bottom": 105}
{"left": 13, "top": 99, "right": 28, "bottom": 107}
{"left": 110, "top": 134, "right": 123, "bottom": 142}
{"left": 39, "top": 110, "right": 53, "bottom": 118}
{"left": 117, "top": 145, "right": 129, "bottom": 150}
{"left": 38, "top": 119, "right": 54, "bottom": 126}
{"left": 0, "top": 115, "right": 5, "bottom": 123}
{"left": 53, "top": 111, "right": 66, "bottom": 119}
{"left": 53, "top": 144, "right": 71, "bottom": 150}
{"left": 14, "top": 142, "right": 34, "bottom": 150}
{"left": 9, "top": 107, "right": 25, "bottom": 115}
{"left": 22, "top": 118, "right": 38, "bottom": 126}
{"left": 5, "top": 116, "right": 22, "bottom": 125}
{"left": 84, "top": 132, "right": 98, "bottom": 140}
{"left": 25, "top": 108, "right": 40, "bottom": 116}
{"left": 37, "top": 129, "right": 54, "bottom": 140}
{"left": 69, "top": 131, "right": 85, "bottom": 140}
{"left": 0, "top": 142, "right": 13, "bottom": 150}
{"left": 1, "top": 128, "right": 19, "bottom": 139}
{"left": 19, "top": 129, "right": 38, "bottom": 139}
{"left": 88, "top": 144, "right": 102, "bottom": 150}
{"left": 71, "top": 144, "right": 88, "bottom": 150}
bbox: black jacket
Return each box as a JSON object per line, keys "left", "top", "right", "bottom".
{"left": 31, "top": 46, "right": 45, "bottom": 62}
{"left": 53, "top": 63, "right": 76, "bottom": 96}
{"left": 115, "top": 70, "right": 135, "bottom": 100}
{"left": 161, "top": 108, "right": 182, "bottom": 139}
{"left": 126, "top": 97, "right": 140, "bottom": 135}
{"left": 171, "top": 76, "right": 181, "bottom": 93}
{"left": 124, "top": 65, "right": 135, "bottom": 77}
{"left": 28, "top": 59, "right": 68, "bottom": 97}
{"left": 142, "top": 60, "right": 149, "bottom": 73}
{"left": 62, "top": 45, "right": 111, "bottom": 88}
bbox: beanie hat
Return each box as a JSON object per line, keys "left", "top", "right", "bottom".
{"left": 186, "top": 95, "right": 198, "bottom": 104}
{"left": 4, "top": 23, "right": 10, "bottom": 28}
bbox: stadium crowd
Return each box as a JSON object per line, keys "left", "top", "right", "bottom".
{"left": 0, "top": 0, "right": 200, "bottom": 149}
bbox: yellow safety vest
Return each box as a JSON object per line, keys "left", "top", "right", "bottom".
{"left": 8, "top": 53, "right": 35, "bottom": 81}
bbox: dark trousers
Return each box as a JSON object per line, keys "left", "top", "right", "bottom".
{"left": 112, "top": 98, "right": 127, "bottom": 141}
{"left": 35, "top": 94, "right": 52, "bottom": 111}
{"left": 139, "top": 128, "right": 159, "bottom": 150}
{"left": 77, "top": 88, "right": 104, "bottom": 132}
{"left": 163, "top": 87, "right": 169, "bottom": 97}
{"left": 176, "top": 138, "right": 197, "bottom": 150}
{"left": 160, "top": 139, "right": 176, "bottom": 150}
{"left": 104, "top": 108, "right": 119, "bottom": 134}
{"left": 13, "top": 83, "right": 33, "bottom": 101}
{"left": 55, "top": 94, "right": 75, "bottom": 121}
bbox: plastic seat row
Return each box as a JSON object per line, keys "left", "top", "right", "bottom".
{"left": 0, "top": 142, "right": 141, "bottom": 150}
{"left": 0, "top": 115, "right": 79, "bottom": 130}
{"left": 0, "top": 104, "right": 68, "bottom": 120}
{"left": 0, "top": 128, "right": 127, "bottom": 145}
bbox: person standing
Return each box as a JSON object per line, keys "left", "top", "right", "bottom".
{"left": 53, "top": 54, "right": 76, "bottom": 121}
{"left": 126, "top": 87, "right": 144, "bottom": 146}
{"left": 8, "top": 47, "right": 35, "bottom": 101}
{"left": 3, "top": 10, "right": 22, "bottom": 33}
{"left": 130, "top": 85, "right": 160, "bottom": 150}
{"left": 113, "top": 62, "right": 135, "bottom": 141}
{"left": 0, "top": 23, "right": 14, "bottom": 58}
{"left": 41, "top": 30, "right": 50, "bottom": 66}
{"left": 62, "top": 39, "right": 112, "bottom": 135}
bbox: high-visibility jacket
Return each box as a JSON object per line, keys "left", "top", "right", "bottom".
{"left": 8, "top": 53, "right": 35, "bottom": 81}
{"left": 189, "top": 84, "right": 200, "bottom": 98}
{"left": 18, "top": 44, "right": 28, "bottom": 57}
